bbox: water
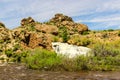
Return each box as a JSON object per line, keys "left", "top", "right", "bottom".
{"left": 0, "top": 63, "right": 120, "bottom": 80}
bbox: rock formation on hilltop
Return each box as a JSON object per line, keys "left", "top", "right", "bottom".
{"left": 50, "top": 13, "right": 73, "bottom": 23}
{"left": 48, "top": 13, "right": 89, "bottom": 34}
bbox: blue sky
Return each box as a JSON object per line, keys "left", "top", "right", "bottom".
{"left": 1, "top": 0, "right": 120, "bottom": 30}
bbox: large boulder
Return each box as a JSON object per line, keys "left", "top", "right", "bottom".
{"left": 35, "top": 24, "right": 58, "bottom": 35}
{"left": 0, "top": 22, "right": 5, "bottom": 28}
{"left": 52, "top": 42, "right": 91, "bottom": 58}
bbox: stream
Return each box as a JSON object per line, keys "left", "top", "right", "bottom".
{"left": 0, "top": 63, "right": 120, "bottom": 80}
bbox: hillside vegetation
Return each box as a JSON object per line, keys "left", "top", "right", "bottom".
{"left": 0, "top": 13, "right": 120, "bottom": 71}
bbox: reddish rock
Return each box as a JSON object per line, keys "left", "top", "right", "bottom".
{"left": 28, "top": 33, "right": 52, "bottom": 50}
{"left": 35, "top": 24, "right": 58, "bottom": 35}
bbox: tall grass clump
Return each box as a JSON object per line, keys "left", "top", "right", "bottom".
{"left": 90, "top": 42, "right": 120, "bottom": 71}
{"left": 58, "top": 56, "right": 91, "bottom": 71}
{"left": 69, "top": 35, "right": 91, "bottom": 46}
{"left": 92, "top": 42, "right": 120, "bottom": 57}
{"left": 25, "top": 48, "right": 62, "bottom": 70}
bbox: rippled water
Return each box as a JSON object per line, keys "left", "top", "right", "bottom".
{"left": 0, "top": 63, "right": 120, "bottom": 80}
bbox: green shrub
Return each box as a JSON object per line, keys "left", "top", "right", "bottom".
{"left": 81, "top": 31, "right": 89, "bottom": 35}
{"left": 107, "top": 29, "right": 114, "bottom": 31}
{"left": 53, "top": 36, "right": 59, "bottom": 42}
{"left": 5, "top": 49, "right": 13, "bottom": 57}
{"left": 88, "top": 56, "right": 120, "bottom": 71}
{"left": 69, "top": 35, "right": 91, "bottom": 46}
{"left": 11, "top": 50, "right": 29, "bottom": 62}
{"left": 5, "top": 48, "right": 29, "bottom": 62}
{"left": 57, "top": 56, "right": 90, "bottom": 71}
{"left": 25, "top": 49, "right": 91, "bottom": 71}
{"left": 25, "top": 48, "right": 62, "bottom": 70}
{"left": 74, "top": 56, "right": 90, "bottom": 70}
{"left": 13, "top": 44, "right": 20, "bottom": 51}
{"left": 80, "top": 38, "right": 91, "bottom": 46}
{"left": 58, "top": 26, "right": 69, "bottom": 42}
{"left": 0, "top": 40, "right": 4, "bottom": 43}
{"left": 88, "top": 42, "right": 120, "bottom": 71}
{"left": 92, "top": 42, "right": 120, "bottom": 57}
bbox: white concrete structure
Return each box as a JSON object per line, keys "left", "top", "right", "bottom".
{"left": 52, "top": 42, "right": 91, "bottom": 58}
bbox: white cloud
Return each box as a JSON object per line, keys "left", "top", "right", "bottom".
{"left": 79, "top": 17, "right": 120, "bottom": 23}
{"left": 1, "top": 0, "right": 120, "bottom": 30}
{"left": 96, "top": 0, "right": 120, "bottom": 12}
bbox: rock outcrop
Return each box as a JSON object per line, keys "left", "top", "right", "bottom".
{"left": 35, "top": 24, "right": 58, "bottom": 35}
{"left": 0, "top": 23, "right": 12, "bottom": 51}
{"left": 21, "top": 17, "right": 35, "bottom": 26}
{"left": 52, "top": 42, "right": 91, "bottom": 58}
{"left": 28, "top": 33, "right": 52, "bottom": 49}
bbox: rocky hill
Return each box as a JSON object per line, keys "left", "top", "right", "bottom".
{"left": 0, "top": 14, "right": 89, "bottom": 56}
